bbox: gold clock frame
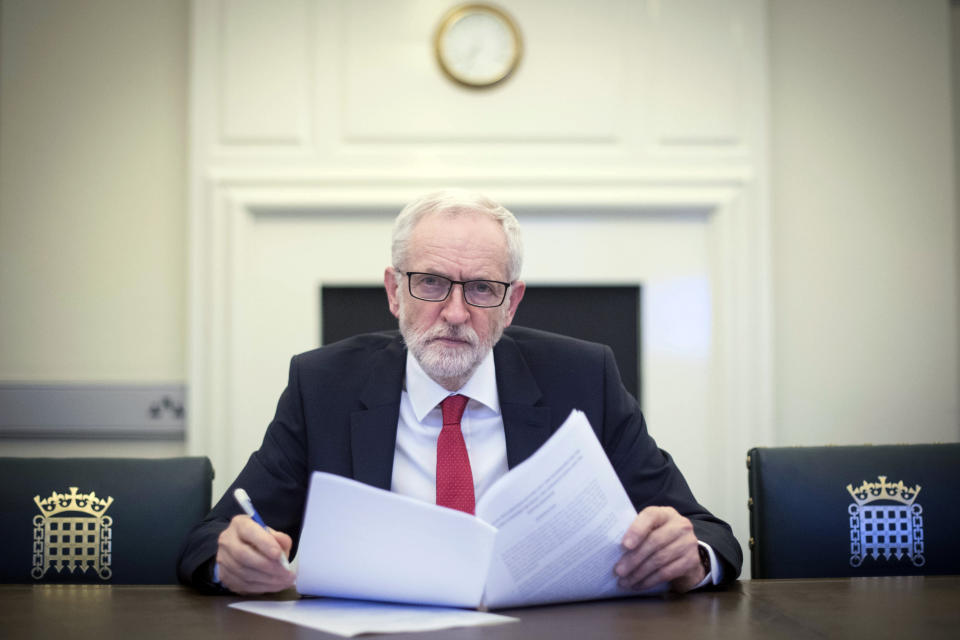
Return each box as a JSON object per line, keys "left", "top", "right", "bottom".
{"left": 434, "top": 3, "right": 523, "bottom": 89}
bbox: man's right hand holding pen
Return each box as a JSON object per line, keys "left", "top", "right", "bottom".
{"left": 215, "top": 488, "right": 296, "bottom": 594}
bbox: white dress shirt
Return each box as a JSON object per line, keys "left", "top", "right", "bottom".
{"left": 391, "top": 350, "right": 509, "bottom": 504}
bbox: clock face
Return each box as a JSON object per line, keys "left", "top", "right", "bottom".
{"left": 435, "top": 4, "right": 522, "bottom": 88}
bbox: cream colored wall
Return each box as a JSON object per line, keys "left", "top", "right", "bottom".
{"left": 0, "top": 0, "right": 187, "bottom": 456}
{"left": 1, "top": 0, "right": 957, "bottom": 458}
{"left": 770, "top": 0, "right": 959, "bottom": 445}
{"left": 954, "top": 0, "right": 960, "bottom": 393}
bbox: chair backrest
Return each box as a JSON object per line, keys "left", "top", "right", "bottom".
{"left": 747, "top": 444, "right": 960, "bottom": 579}
{"left": 0, "top": 457, "right": 213, "bottom": 584}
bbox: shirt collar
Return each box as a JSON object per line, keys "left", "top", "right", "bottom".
{"left": 405, "top": 349, "right": 500, "bottom": 422}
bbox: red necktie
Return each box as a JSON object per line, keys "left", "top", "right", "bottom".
{"left": 436, "top": 394, "right": 475, "bottom": 515}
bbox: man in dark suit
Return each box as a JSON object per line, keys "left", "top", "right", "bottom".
{"left": 178, "top": 189, "right": 742, "bottom": 595}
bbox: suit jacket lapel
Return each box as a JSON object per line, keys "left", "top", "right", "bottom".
{"left": 494, "top": 334, "right": 554, "bottom": 469}
{"left": 350, "top": 335, "right": 406, "bottom": 490}
{"left": 349, "top": 332, "right": 556, "bottom": 488}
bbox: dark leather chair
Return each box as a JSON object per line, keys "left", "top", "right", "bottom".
{"left": 747, "top": 444, "right": 960, "bottom": 579}
{"left": 0, "top": 457, "right": 213, "bottom": 584}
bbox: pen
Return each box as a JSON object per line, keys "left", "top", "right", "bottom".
{"left": 233, "top": 487, "right": 293, "bottom": 571}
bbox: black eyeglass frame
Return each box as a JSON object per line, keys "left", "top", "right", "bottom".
{"left": 404, "top": 271, "right": 512, "bottom": 308}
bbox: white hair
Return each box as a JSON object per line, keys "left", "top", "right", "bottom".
{"left": 390, "top": 189, "right": 524, "bottom": 281}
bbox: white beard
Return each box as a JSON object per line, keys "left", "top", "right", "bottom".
{"left": 398, "top": 296, "right": 506, "bottom": 388}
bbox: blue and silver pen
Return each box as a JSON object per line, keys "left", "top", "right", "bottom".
{"left": 233, "top": 487, "right": 293, "bottom": 571}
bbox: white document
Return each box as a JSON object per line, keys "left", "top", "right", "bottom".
{"left": 229, "top": 598, "right": 517, "bottom": 637}
{"left": 476, "top": 410, "right": 653, "bottom": 608}
{"left": 296, "top": 472, "right": 497, "bottom": 608}
{"left": 296, "top": 410, "right": 660, "bottom": 609}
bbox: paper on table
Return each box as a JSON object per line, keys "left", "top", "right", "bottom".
{"left": 229, "top": 598, "right": 517, "bottom": 637}
{"left": 295, "top": 471, "right": 497, "bottom": 608}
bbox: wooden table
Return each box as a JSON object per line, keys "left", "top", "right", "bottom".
{"left": 2, "top": 576, "right": 958, "bottom": 639}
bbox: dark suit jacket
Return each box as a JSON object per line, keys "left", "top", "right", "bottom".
{"left": 177, "top": 326, "right": 742, "bottom": 589}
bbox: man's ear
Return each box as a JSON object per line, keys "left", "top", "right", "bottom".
{"left": 384, "top": 267, "right": 401, "bottom": 318}
{"left": 503, "top": 280, "right": 525, "bottom": 327}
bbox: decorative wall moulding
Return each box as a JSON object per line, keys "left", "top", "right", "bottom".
{"left": 194, "top": 0, "right": 761, "bottom": 164}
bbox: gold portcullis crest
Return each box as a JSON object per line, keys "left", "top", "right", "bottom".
{"left": 32, "top": 487, "right": 114, "bottom": 580}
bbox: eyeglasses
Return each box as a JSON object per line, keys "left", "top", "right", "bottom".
{"left": 404, "top": 272, "right": 511, "bottom": 308}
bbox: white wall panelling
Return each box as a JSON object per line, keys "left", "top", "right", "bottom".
{"left": 219, "top": 0, "right": 312, "bottom": 146}
{"left": 652, "top": 0, "right": 744, "bottom": 146}
{"left": 190, "top": 0, "right": 771, "bottom": 574}
{"left": 200, "top": 0, "right": 757, "bottom": 163}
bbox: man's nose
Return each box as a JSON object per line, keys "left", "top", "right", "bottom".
{"left": 440, "top": 284, "right": 471, "bottom": 324}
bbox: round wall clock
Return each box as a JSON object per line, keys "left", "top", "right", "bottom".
{"left": 434, "top": 3, "right": 523, "bottom": 89}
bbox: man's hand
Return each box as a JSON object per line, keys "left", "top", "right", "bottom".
{"left": 216, "top": 514, "right": 296, "bottom": 594}
{"left": 614, "top": 506, "right": 706, "bottom": 593}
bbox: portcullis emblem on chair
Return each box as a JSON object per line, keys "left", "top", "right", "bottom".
{"left": 847, "top": 476, "right": 923, "bottom": 568}
{"left": 33, "top": 487, "right": 114, "bottom": 580}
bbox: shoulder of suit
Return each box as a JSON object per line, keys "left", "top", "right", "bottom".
{"left": 503, "top": 325, "right": 607, "bottom": 355}
{"left": 294, "top": 330, "right": 402, "bottom": 364}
